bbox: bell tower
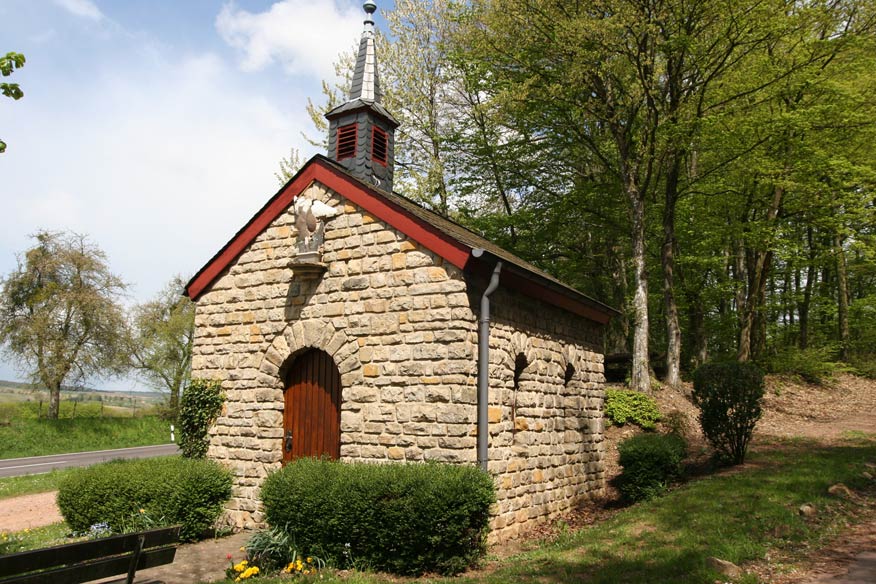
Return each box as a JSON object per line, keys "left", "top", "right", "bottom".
{"left": 326, "top": 1, "right": 399, "bottom": 192}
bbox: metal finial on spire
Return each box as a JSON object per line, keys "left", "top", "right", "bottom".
{"left": 363, "top": 2, "right": 376, "bottom": 32}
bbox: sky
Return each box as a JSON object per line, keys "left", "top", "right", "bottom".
{"left": 0, "top": 0, "right": 393, "bottom": 389}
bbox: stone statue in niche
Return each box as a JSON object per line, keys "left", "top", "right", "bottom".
{"left": 293, "top": 198, "right": 340, "bottom": 263}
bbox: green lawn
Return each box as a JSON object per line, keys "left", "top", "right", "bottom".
{"left": 0, "top": 522, "right": 71, "bottom": 556}
{"left": 207, "top": 438, "right": 876, "bottom": 584}
{"left": 0, "top": 402, "right": 172, "bottom": 459}
{"left": 0, "top": 468, "right": 80, "bottom": 499}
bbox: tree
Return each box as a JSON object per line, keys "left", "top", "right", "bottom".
{"left": 127, "top": 276, "right": 195, "bottom": 414}
{"left": 0, "top": 231, "right": 127, "bottom": 419}
{"left": 275, "top": 147, "right": 303, "bottom": 185}
{"left": 1, "top": 51, "right": 25, "bottom": 153}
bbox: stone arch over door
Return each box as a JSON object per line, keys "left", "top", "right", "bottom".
{"left": 283, "top": 349, "right": 341, "bottom": 462}
{"left": 258, "top": 321, "right": 363, "bottom": 463}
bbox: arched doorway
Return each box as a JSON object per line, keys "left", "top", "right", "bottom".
{"left": 283, "top": 349, "right": 342, "bottom": 462}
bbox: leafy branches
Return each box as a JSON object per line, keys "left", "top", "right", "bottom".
{"left": 1, "top": 51, "right": 25, "bottom": 153}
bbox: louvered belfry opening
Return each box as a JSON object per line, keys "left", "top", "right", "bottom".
{"left": 337, "top": 124, "right": 357, "bottom": 160}
{"left": 372, "top": 125, "right": 388, "bottom": 166}
{"left": 325, "top": 1, "right": 399, "bottom": 191}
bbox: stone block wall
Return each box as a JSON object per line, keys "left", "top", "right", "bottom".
{"left": 191, "top": 180, "right": 606, "bottom": 541}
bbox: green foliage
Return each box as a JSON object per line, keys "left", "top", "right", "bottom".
{"left": 762, "top": 346, "right": 843, "bottom": 384}
{"left": 0, "top": 230, "right": 127, "bottom": 419}
{"left": 617, "top": 433, "right": 686, "bottom": 502}
{"left": 1, "top": 50, "right": 25, "bottom": 153}
{"left": 604, "top": 389, "right": 661, "bottom": 430}
{"left": 127, "top": 275, "right": 195, "bottom": 415}
{"left": 178, "top": 378, "right": 224, "bottom": 458}
{"left": 0, "top": 402, "right": 170, "bottom": 459}
{"left": 692, "top": 362, "right": 766, "bottom": 465}
{"left": 849, "top": 356, "right": 876, "bottom": 380}
{"left": 260, "top": 458, "right": 495, "bottom": 575}
{"left": 661, "top": 409, "right": 690, "bottom": 439}
{"left": 245, "top": 526, "right": 301, "bottom": 572}
{"left": 57, "top": 456, "right": 232, "bottom": 541}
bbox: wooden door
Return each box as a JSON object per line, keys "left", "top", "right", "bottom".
{"left": 283, "top": 349, "right": 342, "bottom": 463}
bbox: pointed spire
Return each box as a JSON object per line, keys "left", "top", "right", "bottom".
{"left": 326, "top": 0, "right": 397, "bottom": 192}
{"left": 349, "top": 1, "right": 381, "bottom": 102}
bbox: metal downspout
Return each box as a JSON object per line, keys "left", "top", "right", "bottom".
{"left": 474, "top": 248, "right": 502, "bottom": 472}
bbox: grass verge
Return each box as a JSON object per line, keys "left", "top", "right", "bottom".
{"left": 207, "top": 438, "right": 876, "bottom": 584}
{"left": 0, "top": 468, "right": 80, "bottom": 499}
{"left": 0, "top": 522, "right": 71, "bottom": 555}
{"left": 0, "top": 402, "right": 171, "bottom": 459}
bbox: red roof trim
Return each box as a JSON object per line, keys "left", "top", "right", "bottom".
{"left": 185, "top": 158, "right": 471, "bottom": 301}
{"left": 185, "top": 156, "right": 613, "bottom": 323}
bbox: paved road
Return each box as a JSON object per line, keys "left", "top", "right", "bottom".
{"left": 0, "top": 444, "right": 181, "bottom": 477}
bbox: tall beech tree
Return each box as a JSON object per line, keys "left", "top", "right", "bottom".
{"left": 306, "top": 0, "right": 876, "bottom": 384}
{"left": 0, "top": 231, "right": 127, "bottom": 419}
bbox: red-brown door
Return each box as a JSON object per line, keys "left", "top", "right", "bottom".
{"left": 283, "top": 349, "right": 342, "bottom": 462}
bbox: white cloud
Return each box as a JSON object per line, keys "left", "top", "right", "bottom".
{"left": 216, "top": 0, "right": 362, "bottom": 80}
{"left": 54, "top": 0, "right": 103, "bottom": 21}
{"left": 2, "top": 49, "right": 314, "bottom": 303}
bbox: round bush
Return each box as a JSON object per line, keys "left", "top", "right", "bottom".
{"left": 604, "top": 389, "right": 661, "bottom": 430}
{"left": 260, "top": 458, "right": 495, "bottom": 576}
{"left": 57, "top": 456, "right": 232, "bottom": 541}
{"left": 692, "top": 361, "right": 765, "bottom": 465}
{"left": 617, "top": 432, "right": 686, "bottom": 501}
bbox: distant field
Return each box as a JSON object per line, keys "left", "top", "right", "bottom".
{"left": 0, "top": 401, "right": 172, "bottom": 459}
{"left": 0, "top": 380, "right": 166, "bottom": 418}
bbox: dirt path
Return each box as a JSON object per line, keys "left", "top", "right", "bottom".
{"left": 0, "top": 491, "right": 62, "bottom": 532}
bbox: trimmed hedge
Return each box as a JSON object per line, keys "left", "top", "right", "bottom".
{"left": 261, "top": 458, "right": 495, "bottom": 576}
{"left": 617, "top": 432, "right": 686, "bottom": 501}
{"left": 692, "top": 361, "right": 765, "bottom": 465}
{"left": 57, "top": 456, "right": 232, "bottom": 541}
{"left": 604, "top": 389, "right": 661, "bottom": 430}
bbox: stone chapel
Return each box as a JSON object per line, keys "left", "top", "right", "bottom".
{"left": 185, "top": 1, "right": 616, "bottom": 542}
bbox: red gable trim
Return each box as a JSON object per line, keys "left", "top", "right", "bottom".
{"left": 185, "top": 157, "right": 614, "bottom": 324}
{"left": 185, "top": 158, "right": 471, "bottom": 301}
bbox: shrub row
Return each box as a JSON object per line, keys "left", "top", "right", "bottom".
{"left": 617, "top": 432, "right": 686, "bottom": 501}
{"left": 261, "top": 458, "right": 495, "bottom": 576}
{"left": 57, "top": 456, "right": 232, "bottom": 541}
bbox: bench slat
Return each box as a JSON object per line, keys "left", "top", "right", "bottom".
{"left": 0, "top": 526, "right": 179, "bottom": 577}
{"left": 0, "top": 545, "right": 176, "bottom": 584}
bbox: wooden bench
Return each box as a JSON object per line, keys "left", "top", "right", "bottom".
{"left": 0, "top": 525, "right": 180, "bottom": 584}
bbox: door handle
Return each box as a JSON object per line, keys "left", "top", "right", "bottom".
{"left": 285, "top": 430, "right": 293, "bottom": 452}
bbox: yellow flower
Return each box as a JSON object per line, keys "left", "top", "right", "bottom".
{"left": 307, "top": 557, "right": 313, "bottom": 563}
{"left": 233, "top": 560, "right": 248, "bottom": 572}
{"left": 235, "top": 566, "right": 260, "bottom": 581}
{"left": 139, "top": 508, "right": 145, "bottom": 514}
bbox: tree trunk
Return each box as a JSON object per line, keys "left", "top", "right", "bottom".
{"left": 739, "top": 184, "right": 785, "bottom": 361}
{"left": 835, "top": 234, "right": 850, "bottom": 361}
{"left": 799, "top": 227, "right": 815, "bottom": 349}
{"left": 662, "top": 159, "right": 682, "bottom": 387}
{"left": 48, "top": 381, "right": 61, "bottom": 420}
{"left": 687, "top": 290, "right": 708, "bottom": 369}
{"left": 629, "top": 191, "right": 651, "bottom": 392}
